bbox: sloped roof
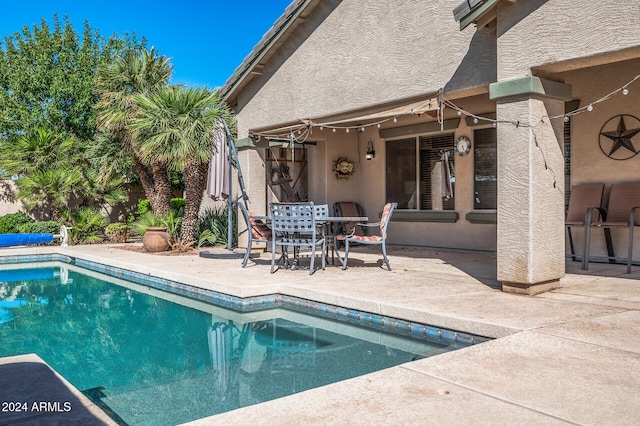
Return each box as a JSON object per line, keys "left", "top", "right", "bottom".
{"left": 453, "top": 0, "right": 504, "bottom": 30}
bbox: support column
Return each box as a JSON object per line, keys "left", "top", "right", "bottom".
{"left": 490, "top": 77, "right": 572, "bottom": 295}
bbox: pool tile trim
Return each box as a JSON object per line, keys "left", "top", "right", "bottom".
{"left": 0, "top": 253, "right": 491, "bottom": 347}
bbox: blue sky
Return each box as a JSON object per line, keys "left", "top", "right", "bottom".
{"left": 1, "top": 0, "right": 292, "bottom": 88}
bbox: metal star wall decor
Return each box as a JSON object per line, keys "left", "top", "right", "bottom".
{"left": 599, "top": 114, "right": 640, "bottom": 160}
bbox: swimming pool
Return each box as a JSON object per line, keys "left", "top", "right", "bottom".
{"left": 0, "top": 261, "right": 487, "bottom": 425}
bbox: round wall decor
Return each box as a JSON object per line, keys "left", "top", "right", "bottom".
{"left": 599, "top": 114, "right": 640, "bottom": 160}
{"left": 455, "top": 136, "right": 471, "bottom": 156}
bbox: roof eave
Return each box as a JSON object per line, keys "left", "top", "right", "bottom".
{"left": 453, "top": 0, "right": 501, "bottom": 30}
{"left": 220, "top": 0, "right": 315, "bottom": 103}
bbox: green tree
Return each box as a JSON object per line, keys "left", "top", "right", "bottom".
{"left": 94, "top": 47, "right": 173, "bottom": 216}
{"left": 0, "top": 15, "right": 144, "bottom": 217}
{"left": 16, "top": 168, "right": 81, "bottom": 220}
{"left": 0, "top": 15, "right": 143, "bottom": 141}
{"left": 0, "top": 127, "right": 76, "bottom": 176}
{"left": 131, "top": 86, "right": 234, "bottom": 243}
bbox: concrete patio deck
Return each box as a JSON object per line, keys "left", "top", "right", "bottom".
{"left": 1, "top": 243, "right": 639, "bottom": 425}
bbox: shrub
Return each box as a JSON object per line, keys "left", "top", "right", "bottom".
{"left": 105, "top": 222, "right": 130, "bottom": 243}
{"left": 170, "top": 198, "right": 185, "bottom": 212}
{"left": 196, "top": 206, "right": 236, "bottom": 247}
{"left": 0, "top": 212, "right": 33, "bottom": 234}
{"left": 62, "top": 207, "right": 109, "bottom": 245}
{"left": 17, "top": 221, "right": 60, "bottom": 234}
{"left": 137, "top": 199, "right": 152, "bottom": 216}
{"left": 131, "top": 209, "right": 183, "bottom": 241}
{"left": 137, "top": 198, "right": 184, "bottom": 216}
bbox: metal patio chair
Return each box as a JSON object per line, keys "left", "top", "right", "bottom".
{"left": 565, "top": 183, "right": 605, "bottom": 261}
{"left": 335, "top": 202, "right": 397, "bottom": 271}
{"left": 583, "top": 183, "right": 640, "bottom": 273}
{"left": 270, "top": 202, "right": 326, "bottom": 274}
{"left": 238, "top": 202, "right": 272, "bottom": 267}
{"left": 333, "top": 201, "right": 367, "bottom": 238}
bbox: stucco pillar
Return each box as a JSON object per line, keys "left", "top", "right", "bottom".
{"left": 490, "top": 77, "right": 572, "bottom": 295}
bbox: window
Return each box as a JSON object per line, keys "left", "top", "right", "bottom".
{"left": 473, "top": 128, "right": 497, "bottom": 210}
{"left": 386, "top": 134, "right": 455, "bottom": 210}
{"left": 564, "top": 116, "right": 572, "bottom": 211}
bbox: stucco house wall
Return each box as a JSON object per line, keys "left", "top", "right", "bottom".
{"left": 234, "top": 0, "right": 496, "bottom": 135}
{"left": 225, "top": 0, "right": 640, "bottom": 280}
{"left": 496, "top": 0, "right": 640, "bottom": 80}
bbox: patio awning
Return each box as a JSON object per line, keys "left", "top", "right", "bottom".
{"left": 248, "top": 95, "right": 441, "bottom": 139}
{"left": 310, "top": 97, "right": 440, "bottom": 127}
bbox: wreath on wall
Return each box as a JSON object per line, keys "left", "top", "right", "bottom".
{"left": 333, "top": 158, "right": 355, "bottom": 179}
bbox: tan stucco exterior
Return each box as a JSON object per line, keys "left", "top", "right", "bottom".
{"left": 223, "top": 0, "right": 640, "bottom": 292}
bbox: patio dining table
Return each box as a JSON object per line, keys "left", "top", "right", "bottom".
{"left": 254, "top": 214, "right": 369, "bottom": 266}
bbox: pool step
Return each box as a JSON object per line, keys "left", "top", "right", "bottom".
{"left": 81, "top": 386, "right": 129, "bottom": 426}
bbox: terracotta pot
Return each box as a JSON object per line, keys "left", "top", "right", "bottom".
{"left": 143, "top": 227, "right": 170, "bottom": 252}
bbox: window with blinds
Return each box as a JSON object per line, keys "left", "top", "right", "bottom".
{"left": 564, "top": 117, "right": 572, "bottom": 211}
{"left": 386, "top": 134, "right": 455, "bottom": 210}
{"left": 473, "top": 128, "right": 497, "bottom": 210}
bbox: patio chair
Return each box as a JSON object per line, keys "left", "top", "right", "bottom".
{"left": 270, "top": 202, "right": 326, "bottom": 275}
{"left": 238, "top": 202, "right": 272, "bottom": 267}
{"left": 565, "top": 183, "right": 605, "bottom": 261}
{"left": 314, "top": 203, "right": 330, "bottom": 219}
{"left": 336, "top": 202, "right": 397, "bottom": 271}
{"left": 583, "top": 183, "right": 640, "bottom": 273}
{"left": 333, "top": 202, "right": 367, "bottom": 249}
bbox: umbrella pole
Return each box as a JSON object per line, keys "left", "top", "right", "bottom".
{"left": 220, "top": 118, "right": 249, "bottom": 252}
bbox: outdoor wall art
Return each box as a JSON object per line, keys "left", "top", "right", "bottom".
{"left": 599, "top": 114, "right": 640, "bottom": 160}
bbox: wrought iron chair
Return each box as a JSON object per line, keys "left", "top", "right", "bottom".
{"left": 336, "top": 202, "right": 397, "bottom": 271}
{"left": 583, "top": 183, "right": 640, "bottom": 273}
{"left": 565, "top": 183, "right": 605, "bottom": 262}
{"left": 238, "top": 202, "right": 272, "bottom": 267}
{"left": 270, "top": 202, "right": 326, "bottom": 274}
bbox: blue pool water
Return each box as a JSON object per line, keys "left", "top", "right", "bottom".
{"left": 0, "top": 263, "right": 473, "bottom": 425}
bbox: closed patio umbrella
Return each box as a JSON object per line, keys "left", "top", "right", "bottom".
{"left": 207, "top": 121, "right": 229, "bottom": 201}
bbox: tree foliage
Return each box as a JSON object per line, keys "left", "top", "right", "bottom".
{"left": 0, "top": 15, "right": 143, "bottom": 140}
{"left": 131, "top": 86, "right": 235, "bottom": 242}
{"left": 94, "top": 47, "right": 174, "bottom": 215}
{"left": 0, "top": 15, "right": 145, "bottom": 218}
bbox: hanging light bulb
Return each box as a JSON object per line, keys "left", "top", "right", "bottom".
{"left": 473, "top": 117, "right": 479, "bottom": 124}
{"left": 346, "top": 128, "right": 350, "bottom": 133}
{"left": 377, "top": 123, "right": 381, "bottom": 129}
{"left": 492, "top": 121, "right": 497, "bottom": 128}
{"left": 457, "top": 110, "right": 462, "bottom": 116}
{"left": 393, "top": 116, "right": 397, "bottom": 123}
{"left": 319, "top": 126, "right": 323, "bottom": 131}
{"left": 623, "top": 87, "right": 629, "bottom": 95}
{"left": 587, "top": 104, "right": 593, "bottom": 112}
{"left": 564, "top": 115, "right": 570, "bottom": 123}
{"left": 332, "top": 128, "right": 336, "bottom": 133}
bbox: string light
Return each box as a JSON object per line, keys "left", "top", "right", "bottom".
{"left": 247, "top": 74, "right": 639, "bottom": 145}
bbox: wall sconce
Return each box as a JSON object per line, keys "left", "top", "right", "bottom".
{"left": 365, "top": 140, "right": 375, "bottom": 160}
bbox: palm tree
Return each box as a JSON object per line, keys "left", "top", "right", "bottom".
{"left": 131, "top": 86, "right": 234, "bottom": 243}
{"left": 16, "top": 168, "right": 81, "bottom": 220}
{"left": 94, "top": 47, "right": 173, "bottom": 216}
{"left": 0, "top": 127, "right": 76, "bottom": 176}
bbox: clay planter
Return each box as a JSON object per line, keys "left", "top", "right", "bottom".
{"left": 142, "top": 227, "right": 170, "bottom": 252}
